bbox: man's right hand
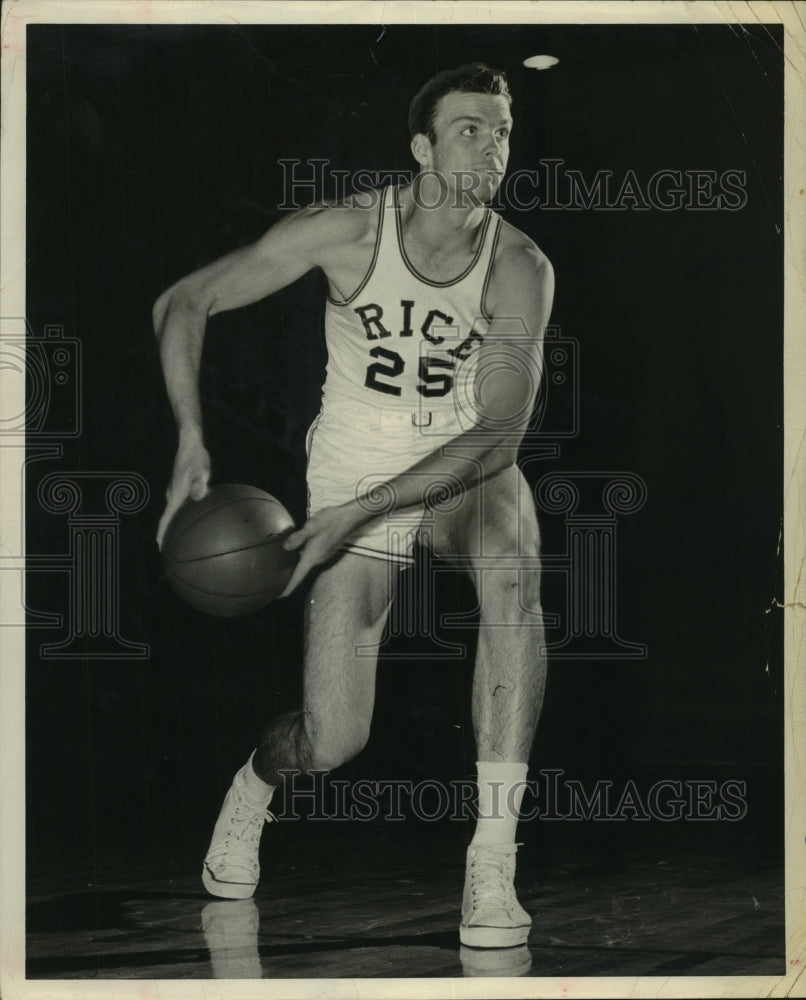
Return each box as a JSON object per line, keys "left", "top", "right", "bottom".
{"left": 156, "top": 433, "right": 211, "bottom": 550}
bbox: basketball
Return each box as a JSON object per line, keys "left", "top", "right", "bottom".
{"left": 162, "top": 484, "right": 298, "bottom": 616}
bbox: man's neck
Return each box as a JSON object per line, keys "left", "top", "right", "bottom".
{"left": 404, "top": 173, "right": 487, "bottom": 245}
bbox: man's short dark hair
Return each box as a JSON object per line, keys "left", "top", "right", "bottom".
{"left": 408, "top": 62, "right": 512, "bottom": 145}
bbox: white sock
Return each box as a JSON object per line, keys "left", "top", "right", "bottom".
{"left": 471, "top": 760, "right": 529, "bottom": 846}
{"left": 241, "top": 750, "right": 276, "bottom": 805}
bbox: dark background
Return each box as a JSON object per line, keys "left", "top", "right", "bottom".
{"left": 25, "top": 23, "right": 783, "bottom": 874}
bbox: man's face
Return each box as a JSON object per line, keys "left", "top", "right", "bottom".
{"left": 420, "top": 91, "right": 513, "bottom": 204}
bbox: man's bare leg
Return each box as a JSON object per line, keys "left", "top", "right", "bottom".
{"left": 203, "top": 551, "right": 398, "bottom": 898}
{"left": 469, "top": 469, "right": 545, "bottom": 765}
{"left": 254, "top": 551, "right": 398, "bottom": 782}
{"left": 433, "top": 464, "right": 546, "bottom": 761}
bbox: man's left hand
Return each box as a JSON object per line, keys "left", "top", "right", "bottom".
{"left": 279, "top": 502, "right": 366, "bottom": 597}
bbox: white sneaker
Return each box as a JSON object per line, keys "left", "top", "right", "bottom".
{"left": 460, "top": 843, "right": 532, "bottom": 948}
{"left": 460, "top": 943, "right": 532, "bottom": 976}
{"left": 202, "top": 760, "right": 275, "bottom": 899}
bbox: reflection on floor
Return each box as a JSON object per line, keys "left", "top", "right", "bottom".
{"left": 26, "top": 823, "right": 784, "bottom": 980}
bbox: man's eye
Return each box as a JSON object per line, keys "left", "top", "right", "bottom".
{"left": 497, "top": 129, "right": 510, "bottom": 139}
{"left": 461, "top": 126, "right": 477, "bottom": 136}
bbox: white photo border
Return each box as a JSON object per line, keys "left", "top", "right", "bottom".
{"left": 1, "top": 2, "right": 803, "bottom": 998}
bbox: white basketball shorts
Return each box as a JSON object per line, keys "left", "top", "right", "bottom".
{"left": 305, "top": 397, "right": 462, "bottom": 565}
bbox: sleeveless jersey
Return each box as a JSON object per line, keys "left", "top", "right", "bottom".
{"left": 321, "top": 185, "right": 502, "bottom": 416}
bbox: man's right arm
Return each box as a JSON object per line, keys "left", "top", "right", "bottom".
{"left": 153, "top": 203, "right": 362, "bottom": 547}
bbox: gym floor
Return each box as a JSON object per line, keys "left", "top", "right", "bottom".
{"left": 25, "top": 821, "right": 784, "bottom": 981}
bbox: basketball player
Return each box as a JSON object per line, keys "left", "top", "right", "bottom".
{"left": 154, "top": 64, "right": 554, "bottom": 949}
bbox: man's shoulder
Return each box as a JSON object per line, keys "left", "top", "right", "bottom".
{"left": 270, "top": 190, "right": 384, "bottom": 258}
{"left": 484, "top": 216, "right": 555, "bottom": 320}
{"left": 297, "top": 190, "right": 383, "bottom": 239}
{"left": 493, "top": 217, "right": 552, "bottom": 276}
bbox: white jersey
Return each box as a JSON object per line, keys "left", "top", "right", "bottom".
{"left": 321, "top": 184, "right": 502, "bottom": 418}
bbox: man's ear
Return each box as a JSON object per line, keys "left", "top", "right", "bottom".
{"left": 410, "top": 132, "right": 432, "bottom": 168}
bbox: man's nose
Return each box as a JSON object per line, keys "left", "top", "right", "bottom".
{"left": 483, "top": 132, "right": 503, "bottom": 156}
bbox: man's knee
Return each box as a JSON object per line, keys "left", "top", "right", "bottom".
{"left": 474, "top": 515, "right": 542, "bottom": 613}
{"left": 481, "top": 514, "right": 540, "bottom": 560}
{"left": 478, "top": 566, "right": 542, "bottom": 617}
{"left": 476, "top": 470, "right": 542, "bottom": 560}
{"left": 306, "top": 717, "right": 371, "bottom": 772}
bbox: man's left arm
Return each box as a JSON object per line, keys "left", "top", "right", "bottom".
{"left": 281, "top": 244, "right": 554, "bottom": 595}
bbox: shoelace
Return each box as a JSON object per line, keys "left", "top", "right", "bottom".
{"left": 227, "top": 805, "right": 276, "bottom": 844}
{"left": 206, "top": 806, "right": 276, "bottom": 874}
{"left": 467, "top": 849, "right": 518, "bottom": 911}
